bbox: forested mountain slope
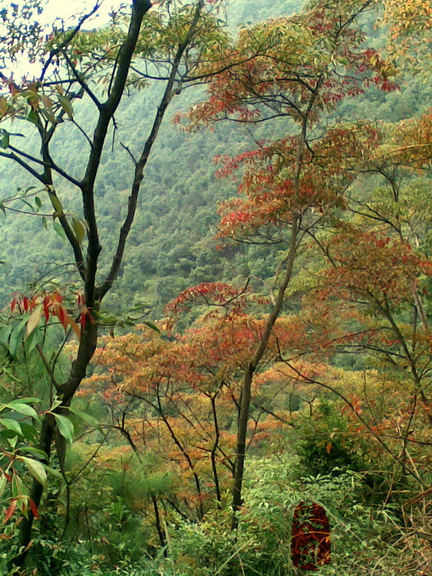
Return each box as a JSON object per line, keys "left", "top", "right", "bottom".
{"left": 0, "top": 0, "right": 429, "bottom": 318}
{"left": 0, "top": 0, "right": 298, "bottom": 312}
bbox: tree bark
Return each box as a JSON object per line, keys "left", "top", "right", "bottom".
{"left": 9, "top": 1, "right": 152, "bottom": 569}
{"left": 231, "top": 214, "right": 299, "bottom": 530}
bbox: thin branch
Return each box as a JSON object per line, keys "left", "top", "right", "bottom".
{"left": 7, "top": 144, "right": 81, "bottom": 188}
{"left": 39, "top": 1, "right": 103, "bottom": 82}
{"left": 0, "top": 150, "right": 46, "bottom": 184}
{"left": 120, "top": 142, "right": 137, "bottom": 165}
{"left": 61, "top": 49, "right": 102, "bottom": 110}
{"left": 71, "top": 118, "right": 94, "bottom": 150}
{"left": 98, "top": 0, "right": 206, "bottom": 300}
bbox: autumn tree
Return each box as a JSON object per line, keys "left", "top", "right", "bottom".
{"left": 0, "top": 0, "right": 229, "bottom": 569}
{"left": 1, "top": 0, "right": 430, "bottom": 572}
{"left": 272, "top": 225, "right": 432, "bottom": 574}
{"left": 383, "top": 0, "right": 432, "bottom": 74}
{"left": 180, "top": 0, "right": 396, "bottom": 528}
{"left": 81, "top": 285, "right": 269, "bottom": 515}
{"left": 252, "top": 70, "right": 432, "bottom": 575}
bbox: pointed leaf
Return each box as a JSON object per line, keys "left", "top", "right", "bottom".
{"left": 21, "top": 457, "right": 47, "bottom": 488}
{"left": 29, "top": 498, "right": 39, "bottom": 519}
{"left": 57, "top": 95, "right": 73, "bottom": 119}
{"left": 25, "top": 327, "right": 40, "bottom": 354}
{"left": 0, "top": 418, "right": 23, "bottom": 436}
{"left": 50, "top": 194, "right": 63, "bottom": 216}
{"left": 53, "top": 220, "right": 66, "bottom": 240}
{"left": 53, "top": 303, "right": 81, "bottom": 339}
{"left": 0, "top": 475, "right": 7, "bottom": 499}
{"left": 9, "top": 316, "right": 29, "bottom": 358}
{"left": 68, "top": 406, "right": 101, "bottom": 431}
{"left": 144, "top": 321, "right": 161, "bottom": 334}
{"left": 11, "top": 474, "right": 25, "bottom": 498}
{"left": 26, "top": 304, "right": 43, "bottom": 336}
{"left": 4, "top": 499, "right": 17, "bottom": 523}
{"left": 42, "top": 464, "right": 62, "bottom": 479}
{"left": 72, "top": 218, "right": 85, "bottom": 243}
{"left": 40, "top": 95, "right": 53, "bottom": 109}
{"left": 53, "top": 413, "right": 74, "bottom": 444}
{"left": 0, "top": 129, "right": 9, "bottom": 149}
{"left": 0, "top": 324, "right": 12, "bottom": 345}
{"left": 7, "top": 401, "right": 38, "bottom": 419}
{"left": 27, "top": 109, "right": 39, "bottom": 124}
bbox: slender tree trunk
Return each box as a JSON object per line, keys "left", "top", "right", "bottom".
{"left": 12, "top": 415, "right": 55, "bottom": 567}
{"left": 9, "top": 2, "right": 153, "bottom": 568}
{"left": 209, "top": 393, "right": 222, "bottom": 507}
{"left": 152, "top": 496, "right": 167, "bottom": 552}
{"left": 230, "top": 215, "right": 300, "bottom": 530}
{"left": 228, "top": 56, "right": 323, "bottom": 525}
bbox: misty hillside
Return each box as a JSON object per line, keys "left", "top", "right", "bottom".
{"left": 0, "top": 0, "right": 429, "bottom": 318}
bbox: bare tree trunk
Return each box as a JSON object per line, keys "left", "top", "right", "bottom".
{"left": 9, "top": 1, "right": 152, "bottom": 568}
{"left": 231, "top": 215, "right": 299, "bottom": 530}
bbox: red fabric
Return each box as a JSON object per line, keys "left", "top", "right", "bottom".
{"left": 291, "top": 501, "right": 331, "bottom": 571}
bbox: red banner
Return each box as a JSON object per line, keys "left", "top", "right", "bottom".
{"left": 291, "top": 501, "right": 331, "bottom": 571}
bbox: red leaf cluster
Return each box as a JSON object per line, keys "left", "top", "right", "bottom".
{"left": 10, "top": 290, "right": 81, "bottom": 339}
{"left": 216, "top": 124, "right": 379, "bottom": 238}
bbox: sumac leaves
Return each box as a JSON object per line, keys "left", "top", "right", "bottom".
{"left": 10, "top": 290, "right": 81, "bottom": 339}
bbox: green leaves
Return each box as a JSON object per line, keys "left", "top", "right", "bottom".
{"left": 8, "top": 316, "right": 30, "bottom": 358}
{"left": 0, "top": 418, "right": 23, "bottom": 436}
{"left": 57, "top": 94, "right": 74, "bottom": 119}
{"left": 27, "top": 108, "right": 39, "bottom": 125}
{"left": 5, "top": 399, "right": 39, "bottom": 420}
{"left": 0, "top": 128, "right": 9, "bottom": 149}
{"left": 26, "top": 304, "right": 43, "bottom": 336}
{"left": 53, "top": 220, "right": 66, "bottom": 240}
{"left": 20, "top": 456, "right": 47, "bottom": 488}
{"left": 0, "top": 474, "right": 7, "bottom": 499}
{"left": 72, "top": 217, "right": 86, "bottom": 244}
{"left": 53, "top": 413, "right": 75, "bottom": 445}
{"left": 0, "top": 323, "right": 12, "bottom": 346}
{"left": 143, "top": 320, "right": 162, "bottom": 334}
{"left": 68, "top": 405, "right": 100, "bottom": 431}
{"left": 49, "top": 192, "right": 64, "bottom": 216}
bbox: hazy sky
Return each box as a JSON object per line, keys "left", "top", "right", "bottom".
{"left": 40, "top": 0, "right": 114, "bottom": 25}
{"left": 6, "top": 0, "right": 116, "bottom": 76}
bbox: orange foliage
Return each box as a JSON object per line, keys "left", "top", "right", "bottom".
{"left": 215, "top": 123, "right": 379, "bottom": 238}
{"left": 313, "top": 227, "right": 430, "bottom": 309}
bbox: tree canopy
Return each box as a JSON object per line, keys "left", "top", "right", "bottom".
{"left": 0, "top": 0, "right": 431, "bottom": 575}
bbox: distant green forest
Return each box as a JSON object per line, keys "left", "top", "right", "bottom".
{"left": 1, "top": 0, "right": 430, "bottom": 319}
